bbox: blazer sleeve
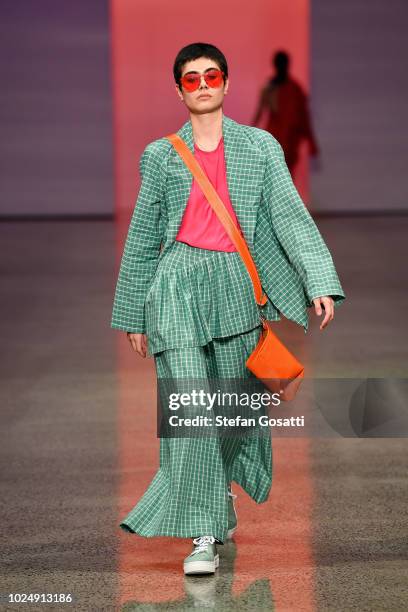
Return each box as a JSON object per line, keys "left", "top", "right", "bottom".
{"left": 111, "top": 142, "right": 164, "bottom": 333}
{"left": 262, "top": 134, "right": 346, "bottom": 308}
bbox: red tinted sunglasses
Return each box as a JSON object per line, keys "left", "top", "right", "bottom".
{"left": 180, "top": 68, "right": 225, "bottom": 92}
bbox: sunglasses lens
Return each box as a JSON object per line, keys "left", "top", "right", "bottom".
{"left": 204, "top": 69, "right": 224, "bottom": 87}
{"left": 181, "top": 74, "right": 201, "bottom": 92}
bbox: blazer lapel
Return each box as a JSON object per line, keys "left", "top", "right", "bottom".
{"left": 165, "top": 113, "right": 265, "bottom": 249}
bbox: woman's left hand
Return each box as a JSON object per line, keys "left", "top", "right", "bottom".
{"left": 313, "top": 296, "right": 334, "bottom": 330}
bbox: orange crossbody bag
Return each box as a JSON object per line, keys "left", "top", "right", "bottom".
{"left": 166, "top": 133, "right": 304, "bottom": 401}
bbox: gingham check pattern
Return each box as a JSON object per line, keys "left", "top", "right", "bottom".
{"left": 119, "top": 326, "right": 272, "bottom": 542}
{"left": 111, "top": 113, "right": 346, "bottom": 335}
{"left": 144, "top": 240, "right": 279, "bottom": 356}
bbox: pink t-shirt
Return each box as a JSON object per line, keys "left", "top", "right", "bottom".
{"left": 175, "top": 136, "right": 242, "bottom": 251}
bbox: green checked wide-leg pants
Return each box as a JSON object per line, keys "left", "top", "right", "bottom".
{"left": 119, "top": 241, "right": 275, "bottom": 543}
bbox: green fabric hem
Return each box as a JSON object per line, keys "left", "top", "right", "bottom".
{"left": 119, "top": 519, "right": 228, "bottom": 544}
{"left": 147, "top": 320, "right": 264, "bottom": 356}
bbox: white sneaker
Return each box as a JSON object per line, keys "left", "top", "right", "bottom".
{"left": 183, "top": 536, "right": 219, "bottom": 575}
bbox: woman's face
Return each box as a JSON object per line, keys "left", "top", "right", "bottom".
{"left": 176, "top": 57, "right": 229, "bottom": 115}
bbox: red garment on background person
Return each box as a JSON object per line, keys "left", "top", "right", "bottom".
{"left": 175, "top": 136, "right": 241, "bottom": 252}
{"left": 264, "top": 78, "right": 318, "bottom": 171}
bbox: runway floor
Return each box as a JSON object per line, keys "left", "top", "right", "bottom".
{"left": 1, "top": 216, "right": 407, "bottom": 611}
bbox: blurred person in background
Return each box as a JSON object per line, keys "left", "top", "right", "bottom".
{"left": 252, "top": 50, "right": 320, "bottom": 177}
{"left": 111, "top": 42, "right": 345, "bottom": 576}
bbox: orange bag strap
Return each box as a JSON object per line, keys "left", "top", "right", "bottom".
{"left": 166, "top": 133, "right": 267, "bottom": 308}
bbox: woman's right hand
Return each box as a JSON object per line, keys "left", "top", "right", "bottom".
{"left": 126, "top": 332, "right": 147, "bottom": 358}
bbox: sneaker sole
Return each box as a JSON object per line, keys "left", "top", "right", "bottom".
{"left": 183, "top": 554, "right": 219, "bottom": 575}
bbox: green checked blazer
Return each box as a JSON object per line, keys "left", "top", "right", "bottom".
{"left": 111, "top": 113, "right": 346, "bottom": 335}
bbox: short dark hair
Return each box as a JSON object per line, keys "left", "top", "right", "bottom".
{"left": 173, "top": 42, "right": 228, "bottom": 88}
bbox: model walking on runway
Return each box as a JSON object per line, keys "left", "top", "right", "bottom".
{"left": 111, "top": 42, "right": 346, "bottom": 575}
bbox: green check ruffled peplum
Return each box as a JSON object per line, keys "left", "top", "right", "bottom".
{"left": 144, "top": 240, "right": 280, "bottom": 356}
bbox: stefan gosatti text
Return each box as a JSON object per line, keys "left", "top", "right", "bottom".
{"left": 167, "top": 414, "right": 305, "bottom": 428}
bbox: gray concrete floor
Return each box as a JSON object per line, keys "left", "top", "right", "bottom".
{"left": 0, "top": 217, "right": 407, "bottom": 611}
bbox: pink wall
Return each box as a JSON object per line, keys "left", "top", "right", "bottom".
{"left": 111, "top": 4, "right": 313, "bottom": 608}
{"left": 110, "top": 0, "right": 310, "bottom": 217}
